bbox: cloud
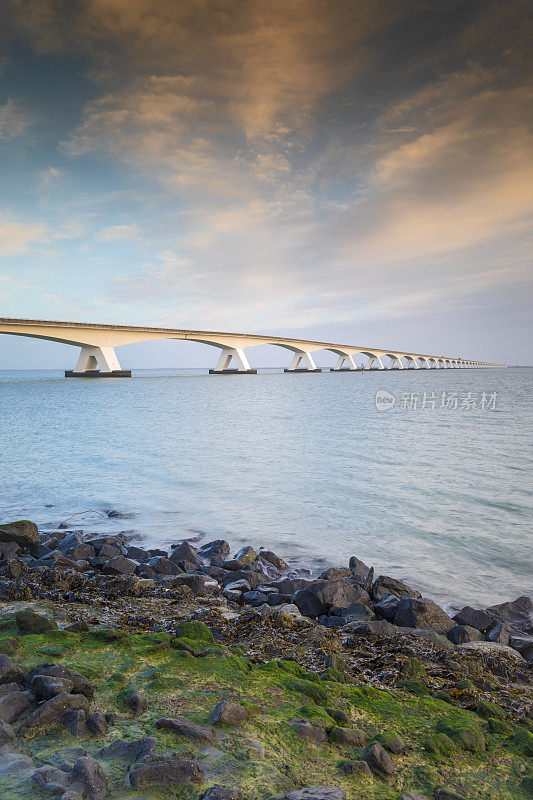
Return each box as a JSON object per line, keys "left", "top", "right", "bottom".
{"left": 0, "top": 214, "right": 50, "bottom": 256}
{"left": 0, "top": 99, "right": 33, "bottom": 139}
{"left": 96, "top": 223, "right": 141, "bottom": 241}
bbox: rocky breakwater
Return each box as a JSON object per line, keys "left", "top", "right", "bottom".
{"left": 0, "top": 519, "right": 531, "bottom": 799}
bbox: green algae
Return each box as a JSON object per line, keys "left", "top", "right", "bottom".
{"left": 175, "top": 621, "right": 214, "bottom": 643}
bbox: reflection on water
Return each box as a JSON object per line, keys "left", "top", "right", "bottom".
{"left": 0, "top": 366, "right": 531, "bottom": 609}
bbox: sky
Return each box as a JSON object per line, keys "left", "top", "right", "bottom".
{"left": 0, "top": 0, "right": 531, "bottom": 369}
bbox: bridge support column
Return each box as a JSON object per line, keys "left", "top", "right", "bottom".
{"left": 330, "top": 354, "right": 357, "bottom": 371}
{"left": 405, "top": 356, "right": 419, "bottom": 369}
{"left": 388, "top": 356, "right": 404, "bottom": 369}
{"left": 209, "top": 347, "right": 257, "bottom": 374}
{"left": 367, "top": 355, "right": 385, "bottom": 370}
{"left": 66, "top": 346, "right": 131, "bottom": 377}
{"left": 284, "top": 351, "right": 321, "bottom": 372}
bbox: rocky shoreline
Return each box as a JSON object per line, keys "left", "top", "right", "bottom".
{"left": 0, "top": 518, "right": 531, "bottom": 800}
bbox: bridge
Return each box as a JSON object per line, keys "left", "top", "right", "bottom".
{"left": 0, "top": 318, "right": 499, "bottom": 376}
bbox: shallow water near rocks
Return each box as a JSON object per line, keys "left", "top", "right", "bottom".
{"left": 0, "top": 366, "right": 531, "bottom": 610}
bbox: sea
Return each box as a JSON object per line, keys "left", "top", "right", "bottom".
{"left": 0, "top": 366, "right": 531, "bottom": 611}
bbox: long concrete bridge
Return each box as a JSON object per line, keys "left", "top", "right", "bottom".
{"left": 0, "top": 318, "right": 499, "bottom": 376}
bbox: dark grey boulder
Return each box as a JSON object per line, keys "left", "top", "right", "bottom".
{"left": 258, "top": 550, "right": 288, "bottom": 570}
{"left": 447, "top": 625, "right": 483, "bottom": 645}
{"left": 319, "top": 567, "right": 351, "bottom": 580}
{"left": 395, "top": 598, "right": 455, "bottom": 634}
{"left": 0, "top": 654, "right": 24, "bottom": 685}
{"left": 64, "top": 709, "right": 90, "bottom": 737}
{"left": 486, "top": 596, "right": 533, "bottom": 634}
{"left": 234, "top": 546, "right": 258, "bottom": 565}
{"left": 124, "top": 689, "right": 146, "bottom": 715}
{"left": 126, "top": 545, "right": 150, "bottom": 562}
{"left": 25, "top": 665, "right": 94, "bottom": 699}
{"left": 15, "top": 608, "right": 56, "bottom": 633}
{"left": 509, "top": 634, "right": 533, "bottom": 660}
{"left": 96, "top": 736, "right": 156, "bottom": 762}
{"left": 20, "top": 692, "right": 90, "bottom": 734}
{"left": 0, "top": 520, "right": 39, "bottom": 548}
{"left": 30, "top": 674, "right": 74, "bottom": 701}
{"left": 289, "top": 718, "right": 327, "bottom": 743}
{"left": 486, "top": 622, "right": 511, "bottom": 645}
{"left": 0, "top": 682, "right": 23, "bottom": 696}
{"left": 103, "top": 556, "right": 137, "bottom": 575}
{"left": 242, "top": 590, "right": 268, "bottom": 607}
{"left": 224, "top": 579, "right": 251, "bottom": 593}
{"left": 452, "top": 606, "right": 496, "bottom": 633}
{"left": 169, "top": 574, "right": 217, "bottom": 596}
{"left": 0, "top": 690, "right": 31, "bottom": 723}
{"left": 0, "top": 720, "right": 14, "bottom": 743}
{"left": 129, "top": 760, "right": 205, "bottom": 788}
{"left": 210, "top": 700, "right": 248, "bottom": 725}
{"left": 72, "top": 755, "right": 108, "bottom": 800}
{"left": 32, "top": 765, "right": 70, "bottom": 794}
{"left": 199, "top": 788, "right": 243, "bottom": 800}
{"left": 65, "top": 544, "right": 96, "bottom": 561}
{"left": 57, "top": 531, "right": 84, "bottom": 553}
{"left": 433, "top": 788, "right": 466, "bottom": 800}
{"left": 340, "top": 760, "right": 372, "bottom": 776}
{"left": 169, "top": 541, "right": 204, "bottom": 569}
{"left": 86, "top": 712, "right": 107, "bottom": 737}
{"left": 155, "top": 716, "right": 215, "bottom": 741}
{"left": 341, "top": 602, "right": 375, "bottom": 623}
{"left": 371, "top": 575, "right": 421, "bottom": 601}
{"left": 400, "top": 793, "right": 430, "bottom": 800}
{"left": 328, "top": 726, "right": 367, "bottom": 746}
{"left": 294, "top": 579, "right": 369, "bottom": 618}
{"left": 364, "top": 741, "right": 394, "bottom": 775}
{"left": 199, "top": 540, "right": 231, "bottom": 558}
{"left": 269, "top": 578, "right": 310, "bottom": 595}
{"left": 374, "top": 593, "right": 401, "bottom": 621}
{"left": 326, "top": 708, "right": 350, "bottom": 724}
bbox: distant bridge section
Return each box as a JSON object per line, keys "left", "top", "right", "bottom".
{"left": 0, "top": 318, "right": 501, "bottom": 376}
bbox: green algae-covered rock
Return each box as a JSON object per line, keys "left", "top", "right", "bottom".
{"left": 398, "top": 678, "right": 429, "bottom": 696}
{"left": 176, "top": 620, "right": 213, "bottom": 642}
{"left": 321, "top": 667, "right": 348, "bottom": 683}
{"left": 15, "top": 609, "right": 56, "bottom": 634}
{"left": 0, "top": 637, "right": 19, "bottom": 656}
{"left": 424, "top": 732, "right": 456, "bottom": 756}
{"left": 513, "top": 728, "right": 533, "bottom": 756}
{"left": 476, "top": 699, "right": 506, "bottom": 720}
{"left": 400, "top": 657, "right": 427, "bottom": 680}
{"left": 487, "top": 717, "right": 514, "bottom": 735}
{"left": 283, "top": 677, "right": 329, "bottom": 706}
{"left": 376, "top": 731, "right": 405, "bottom": 754}
{"left": 436, "top": 714, "right": 486, "bottom": 753}
{"left": 0, "top": 520, "right": 39, "bottom": 547}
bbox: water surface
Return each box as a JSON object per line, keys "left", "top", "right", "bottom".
{"left": 0, "top": 366, "right": 531, "bottom": 610}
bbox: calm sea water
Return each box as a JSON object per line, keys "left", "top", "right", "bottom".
{"left": 0, "top": 367, "right": 531, "bottom": 610}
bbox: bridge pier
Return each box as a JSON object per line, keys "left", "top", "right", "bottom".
{"left": 284, "top": 350, "right": 321, "bottom": 372}
{"left": 209, "top": 347, "right": 257, "bottom": 374}
{"left": 65, "top": 345, "right": 131, "bottom": 377}
{"left": 330, "top": 354, "right": 357, "bottom": 371}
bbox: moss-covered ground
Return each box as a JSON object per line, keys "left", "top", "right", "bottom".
{"left": 0, "top": 609, "right": 531, "bottom": 800}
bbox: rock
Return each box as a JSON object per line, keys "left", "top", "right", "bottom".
{"left": 223, "top": 579, "right": 251, "bottom": 593}
{"left": 20, "top": 692, "right": 90, "bottom": 734}
{"left": 447, "top": 625, "right": 483, "bottom": 644}
{"left": 199, "top": 788, "right": 244, "bottom": 800}
{"left": 86, "top": 712, "right": 107, "bottom": 737}
{"left": 175, "top": 620, "right": 213, "bottom": 642}
{"left": 486, "top": 622, "right": 511, "bottom": 645}
{"left": 3, "top": 559, "right": 28, "bottom": 579}
{"left": 0, "top": 655, "right": 24, "bottom": 685}
{"left": 0, "top": 720, "right": 14, "bottom": 743}
{"left": 326, "top": 708, "right": 350, "bottom": 725}
{"left": 270, "top": 578, "right": 311, "bottom": 595}
{"left": 345, "top": 619, "right": 400, "bottom": 637}
{"left": 364, "top": 741, "right": 394, "bottom": 775}
{"left": 394, "top": 598, "right": 455, "bottom": 634}
{"left": 509, "top": 634, "right": 533, "bottom": 660}
{"left": 65, "top": 544, "right": 96, "bottom": 561}
{"left": 341, "top": 602, "right": 374, "bottom": 623}
{"left": 169, "top": 574, "right": 217, "bottom": 596}
{"left": 199, "top": 540, "right": 231, "bottom": 558}
{"left": 289, "top": 718, "right": 327, "bottom": 743}
{"left": 30, "top": 674, "right": 74, "bottom": 701}
{"left": 452, "top": 606, "right": 496, "bottom": 633}
{"left": 125, "top": 545, "right": 149, "bottom": 561}
{"left": 64, "top": 709, "right": 90, "bottom": 737}
{"left": 234, "top": 545, "right": 258, "bottom": 565}
{"left": 103, "top": 556, "right": 137, "bottom": 575}
{"left": 66, "top": 621, "right": 90, "bottom": 633}
{"left": 401, "top": 793, "right": 431, "bottom": 800}
{"left": 294, "top": 579, "right": 369, "bottom": 618}
{"left": 98, "top": 543, "right": 124, "bottom": 559}
{"left": 280, "top": 788, "right": 347, "bottom": 800}
{"left": 371, "top": 575, "right": 421, "bottom": 601}
{"left": 124, "top": 688, "right": 146, "bottom": 715}
{"left": 57, "top": 531, "right": 84, "bottom": 553}
{"left": 374, "top": 593, "right": 400, "bottom": 620}
{"left": 0, "top": 682, "right": 22, "bottom": 696}
{"left": 25, "top": 665, "right": 94, "bottom": 699}
{"left": 377, "top": 731, "right": 405, "bottom": 753}
{"left": 433, "top": 788, "right": 465, "bottom": 800}
{"left": 0, "top": 690, "right": 31, "bottom": 723}
{"left": 155, "top": 716, "right": 215, "bottom": 741}
{"left": 319, "top": 567, "right": 351, "bottom": 580}
{"left": 340, "top": 760, "right": 372, "bottom": 777}
{"left": 15, "top": 608, "right": 56, "bottom": 633}
{"left": 72, "top": 755, "right": 108, "bottom": 800}
{"left": 458, "top": 641, "right": 525, "bottom": 659}
{"left": 328, "top": 726, "right": 367, "bottom": 746}
{"left": 485, "top": 595, "right": 533, "bottom": 633}
{"left": 258, "top": 550, "right": 288, "bottom": 570}
{"left": 242, "top": 590, "right": 268, "bottom": 607}
{"left": 129, "top": 760, "right": 204, "bottom": 788}
{"left": 210, "top": 700, "right": 248, "bottom": 725}
{"left": 349, "top": 555, "right": 371, "bottom": 578}
{"left": 169, "top": 541, "right": 204, "bottom": 569}
{"left": 32, "top": 765, "right": 70, "bottom": 794}
{"left": 0, "top": 520, "right": 39, "bottom": 548}
{"left": 96, "top": 737, "right": 156, "bottom": 762}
